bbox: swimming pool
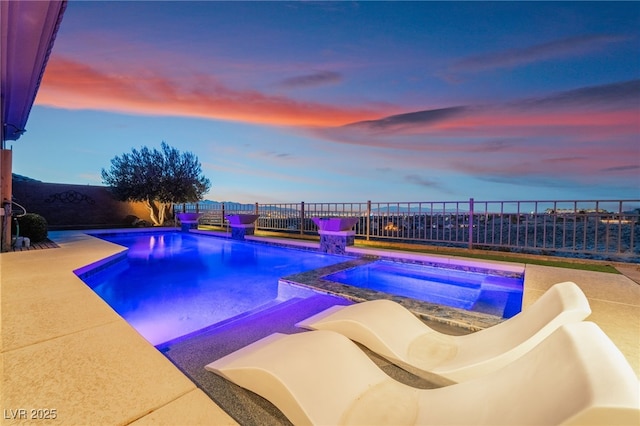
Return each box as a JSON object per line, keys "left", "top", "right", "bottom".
{"left": 79, "top": 232, "right": 349, "bottom": 345}
{"left": 323, "top": 260, "right": 523, "bottom": 318}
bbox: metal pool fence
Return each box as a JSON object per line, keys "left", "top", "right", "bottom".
{"left": 176, "top": 199, "right": 640, "bottom": 262}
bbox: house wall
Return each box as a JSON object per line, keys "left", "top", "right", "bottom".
{"left": 12, "top": 180, "right": 153, "bottom": 230}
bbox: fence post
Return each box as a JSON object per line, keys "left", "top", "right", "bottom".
{"left": 300, "top": 201, "right": 305, "bottom": 235}
{"left": 366, "top": 200, "right": 371, "bottom": 241}
{"left": 221, "top": 203, "right": 226, "bottom": 227}
{"left": 468, "top": 198, "right": 474, "bottom": 250}
{"left": 255, "top": 202, "right": 260, "bottom": 230}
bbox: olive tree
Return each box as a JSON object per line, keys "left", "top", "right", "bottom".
{"left": 102, "top": 142, "right": 211, "bottom": 225}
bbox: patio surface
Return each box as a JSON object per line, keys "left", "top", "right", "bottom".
{"left": 1, "top": 230, "right": 638, "bottom": 425}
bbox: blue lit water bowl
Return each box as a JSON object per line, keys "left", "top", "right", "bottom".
{"left": 312, "top": 216, "right": 359, "bottom": 232}
{"left": 225, "top": 214, "right": 260, "bottom": 225}
{"left": 176, "top": 212, "right": 202, "bottom": 231}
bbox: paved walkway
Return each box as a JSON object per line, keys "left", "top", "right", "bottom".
{"left": 9, "top": 238, "right": 59, "bottom": 251}
{"left": 524, "top": 263, "right": 639, "bottom": 375}
{"left": 616, "top": 263, "right": 640, "bottom": 284}
{"left": 1, "top": 230, "right": 638, "bottom": 425}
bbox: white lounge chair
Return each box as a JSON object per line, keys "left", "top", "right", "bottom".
{"left": 205, "top": 323, "right": 639, "bottom": 426}
{"left": 296, "top": 281, "right": 591, "bottom": 385}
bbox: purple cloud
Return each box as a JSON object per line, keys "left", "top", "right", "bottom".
{"left": 278, "top": 71, "right": 342, "bottom": 89}
{"left": 404, "top": 174, "right": 450, "bottom": 191}
{"left": 468, "top": 139, "right": 521, "bottom": 153}
{"left": 320, "top": 79, "right": 638, "bottom": 142}
{"left": 601, "top": 164, "right": 640, "bottom": 173}
{"left": 344, "top": 106, "right": 469, "bottom": 132}
{"left": 450, "top": 34, "right": 630, "bottom": 74}
{"left": 513, "top": 79, "right": 640, "bottom": 111}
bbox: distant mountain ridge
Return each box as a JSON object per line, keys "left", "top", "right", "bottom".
{"left": 12, "top": 173, "right": 41, "bottom": 183}
{"left": 13, "top": 178, "right": 639, "bottom": 215}
{"left": 198, "top": 200, "right": 255, "bottom": 210}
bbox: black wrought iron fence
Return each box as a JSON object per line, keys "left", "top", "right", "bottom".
{"left": 176, "top": 199, "right": 640, "bottom": 262}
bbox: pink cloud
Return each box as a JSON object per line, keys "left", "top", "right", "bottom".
{"left": 35, "top": 56, "right": 393, "bottom": 127}
{"left": 314, "top": 79, "right": 639, "bottom": 154}
{"left": 310, "top": 87, "right": 638, "bottom": 188}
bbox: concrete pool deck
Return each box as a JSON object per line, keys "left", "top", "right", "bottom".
{"left": 1, "top": 230, "right": 638, "bottom": 424}
{"left": 1, "top": 230, "right": 236, "bottom": 425}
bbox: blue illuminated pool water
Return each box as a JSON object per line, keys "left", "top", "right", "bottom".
{"left": 323, "top": 260, "right": 523, "bottom": 318}
{"left": 81, "top": 232, "right": 348, "bottom": 345}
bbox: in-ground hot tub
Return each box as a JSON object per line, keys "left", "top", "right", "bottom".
{"left": 323, "top": 259, "right": 524, "bottom": 318}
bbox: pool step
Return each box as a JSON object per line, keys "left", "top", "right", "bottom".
{"left": 158, "top": 293, "right": 351, "bottom": 352}
{"left": 156, "top": 297, "right": 302, "bottom": 349}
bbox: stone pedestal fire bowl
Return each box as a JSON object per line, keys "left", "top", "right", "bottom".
{"left": 312, "top": 217, "right": 359, "bottom": 232}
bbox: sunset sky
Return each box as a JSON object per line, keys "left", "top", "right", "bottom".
{"left": 13, "top": 1, "right": 640, "bottom": 203}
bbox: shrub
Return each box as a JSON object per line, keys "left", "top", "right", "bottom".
{"left": 123, "top": 215, "right": 152, "bottom": 228}
{"left": 15, "top": 213, "right": 48, "bottom": 242}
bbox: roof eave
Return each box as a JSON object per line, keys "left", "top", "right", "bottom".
{"left": 1, "top": 0, "right": 67, "bottom": 143}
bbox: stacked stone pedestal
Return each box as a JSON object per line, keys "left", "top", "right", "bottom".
{"left": 230, "top": 223, "right": 256, "bottom": 240}
{"left": 180, "top": 221, "right": 199, "bottom": 232}
{"left": 319, "top": 230, "right": 355, "bottom": 254}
